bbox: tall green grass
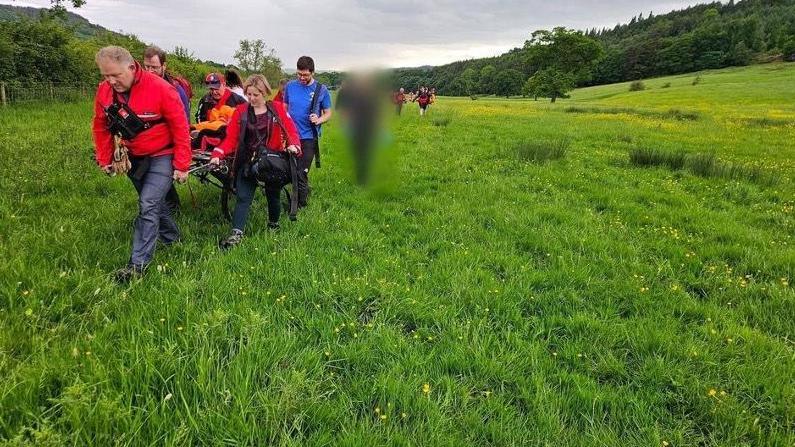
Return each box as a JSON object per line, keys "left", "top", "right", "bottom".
{"left": 514, "top": 138, "right": 569, "bottom": 163}
{"left": 564, "top": 106, "right": 701, "bottom": 121}
{"left": 1, "top": 63, "right": 794, "bottom": 445}
{"left": 629, "top": 149, "right": 778, "bottom": 185}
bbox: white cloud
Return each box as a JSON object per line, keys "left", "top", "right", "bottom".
{"left": 2, "top": 0, "right": 702, "bottom": 70}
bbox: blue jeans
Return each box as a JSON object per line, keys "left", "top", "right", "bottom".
{"left": 127, "top": 155, "right": 179, "bottom": 267}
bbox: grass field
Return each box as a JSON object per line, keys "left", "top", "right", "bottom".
{"left": 1, "top": 63, "right": 793, "bottom": 446}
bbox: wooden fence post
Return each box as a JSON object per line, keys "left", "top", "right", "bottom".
{"left": 0, "top": 82, "right": 6, "bottom": 107}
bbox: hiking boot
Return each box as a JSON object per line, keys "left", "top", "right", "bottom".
{"left": 113, "top": 264, "right": 144, "bottom": 284}
{"left": 267, "top": 221, "right": 280, "bottom": 231}
{"left": 219, "top": 229, "right": 244, "bottom": 250}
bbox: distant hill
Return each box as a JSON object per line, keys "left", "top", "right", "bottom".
{"left": 391, "top": 0, "right": 795, "bottom": 95}
{"left": 0, "top": 4, "right": 109, "bottom": 39}
{"left": 0, "top": 4, "right": 227, "bottom": 86}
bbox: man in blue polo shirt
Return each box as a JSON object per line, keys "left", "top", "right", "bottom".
{"left": 283, "top": 56, "right": 332, "bottom": 208}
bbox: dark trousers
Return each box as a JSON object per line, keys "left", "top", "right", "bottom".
{"left": 164, "top": 185, "right": 180, "bottom": 213}
{"left": 297, "top": 139, "right": 318, "bottom": 207}
{"left": 395, "top": 103, "right": 403, "bottom": 115}
{"left": 127, "top": 155, "right": 179, "bottom": 267}
{"left": 231, "top": 167, "right": 282, "bottom": 231}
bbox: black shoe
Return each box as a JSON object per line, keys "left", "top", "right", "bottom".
{"left": 219, "top": 229, "right": 244, "bottom": 250}
{"left": 267, "top": 221, "right": 280, "bottom": 230}
{"left": 113, "top": 264, "right": 144, "bottom": 284}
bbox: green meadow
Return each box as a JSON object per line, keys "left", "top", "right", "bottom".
{"left": 1, "top": 63, "right": 793, "bottom": 446}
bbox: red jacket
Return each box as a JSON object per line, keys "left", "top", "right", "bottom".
{"left": 93, "top": 63, "right": 191, "bottom": 171}
{"left": 212, "top": 100, "right": 301, "bottom": 161}
{"left": 417, "top": 93, "right": 430, "bottom": 106}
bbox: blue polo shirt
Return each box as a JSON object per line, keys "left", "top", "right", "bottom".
{"left": 283, "top": 79, "right": 332, "bottom": 140}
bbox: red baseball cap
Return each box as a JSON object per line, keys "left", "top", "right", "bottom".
{"left": 205, "top": 73, "right": 224, "bottom": 88}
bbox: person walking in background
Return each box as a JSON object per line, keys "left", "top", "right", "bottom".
{"left": 415, "top": 86, "right": 431, "bottom": 116}
{"left": 283, "top": 56, "right": 332, "bottom": 209}
{"left": 393, "top": 87, "right": 406, "bottom": 115}
{"left": 225, "top": 69, "right": 248, "bottom": 102}
{"left": 143, "top": 46, "right": 191, "bottom": 122}
{"left": 142, "top": 45, "right": 190, "bottom": 214}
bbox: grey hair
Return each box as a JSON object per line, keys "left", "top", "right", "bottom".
{"left": 95, "top": 46, "right": 135, "bottom": 66}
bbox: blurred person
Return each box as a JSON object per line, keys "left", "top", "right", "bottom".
{"left": 92, "top": 46, "right": 191, "bottom": 282}
{"left": 336, "top": 72, "right": 382, "bottom": 185}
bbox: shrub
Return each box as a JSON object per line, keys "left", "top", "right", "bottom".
{"left": 687, "top": 154, "right": 777, "bottom": 185}
{"left": 744, "top": 117, "right": 793, "bottom": 128}
{"left": 629, "top": 147, "right": 686, "bottom": 170}
{"left": 630, "top": 150, "right": 778, "bottom": 186}
{"left": 565, "top": 106, "right": 699, "bottom": 121}
{"left": 663, "top": 109, "right": 701, "bottom": 121}
{"left": 432, "top": 116, "right": 451, "bottom": 127}
{"left": 629, "top": 81, "right": 646, "bottom": 91}
{"left": 686, "top": 152, "right": 717, "bottom": 177}
{"left": 515, "top": 138, "right": 569, "bottom": 163}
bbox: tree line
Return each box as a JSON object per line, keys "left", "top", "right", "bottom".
{"left": 390, "top": 0, "right": 795, "bottom": 100}
{"left": 0, "top": 9, "right": 228, "bottom": 88}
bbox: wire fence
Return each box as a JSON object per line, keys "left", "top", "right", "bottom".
{"left": 0, "top": 81, "right": 95, "bottom": 105}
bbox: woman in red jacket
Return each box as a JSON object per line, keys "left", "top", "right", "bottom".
{"left": 209, "top": 74, "right": 301, "bottom": 249}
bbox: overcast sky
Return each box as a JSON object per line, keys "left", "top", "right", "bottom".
{"left": 5, "top": 0, "right": 703, "bottom": 70}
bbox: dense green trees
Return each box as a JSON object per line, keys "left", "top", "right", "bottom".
{"left": 0, "top": 7, "right": 227, "bottom": 87}
{"left": 391, "top": 0, "right": 795, "bottom": 96}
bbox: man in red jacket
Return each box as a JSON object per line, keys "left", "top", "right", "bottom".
{"left": 195, "top": 72, "right": 246, "bottom": 124}
{"left": 392, "top": 87, "right": 406, "bottom": 115}
{"left": 92, "top": 45, "right": 191, "bottom": 282}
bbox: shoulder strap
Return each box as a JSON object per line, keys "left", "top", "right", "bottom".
{"left": 265, "top": 100, "right": 289, "bottom": 136}
{"left": 309, "top": 82, "right": 323, "bottom": 115}
{"left": 266, "top": 100, "right": 299, "bottom": 219}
